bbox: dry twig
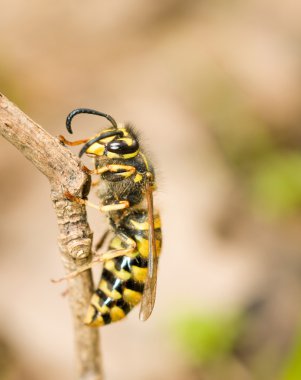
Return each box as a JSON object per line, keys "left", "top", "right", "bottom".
{"left": 0, "top": 93, "right": 102, "bottom": 380}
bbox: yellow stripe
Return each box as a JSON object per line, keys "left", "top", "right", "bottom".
{"left": 136, "top": 235, "right": 161, "bottom": 258}
{"left": 123, "top": 288, "right": 142, "bottom": 305}
{"left": 84, "top": 305, "right": 104, "bottom": 327}
{"left": 131, "top": 265, "right": 148, "bottom": 282}
{"left": 88, "top": 318, "right": 105, "bottom": 327}
{"left": 86, "top": 143, "right": 105, "bottom": 155}
{"left": 86, "top": 131, "right": 117, "bottom": 155}
{"left": 136, "top": 236, "right": 149, "bottom": 258}
{"left": 101, "top": 136, "right": 116, "bottom": 143}
{"left": 110, "top": 306, "right": 126, "bottom": 322}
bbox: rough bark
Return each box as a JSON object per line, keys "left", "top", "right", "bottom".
{"left": 0, "top": 93, "right": 102, "bottom": 380}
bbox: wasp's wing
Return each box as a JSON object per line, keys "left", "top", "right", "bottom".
{"left": 139, "top": 181, "right": 159, "bottom": 321}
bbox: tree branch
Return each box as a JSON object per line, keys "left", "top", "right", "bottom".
{"left": 0, "top": 93, "right": 102, "bottom": 380}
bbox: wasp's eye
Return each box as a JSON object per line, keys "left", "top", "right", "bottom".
{"left": 107, "top": 139, "right": 139, "bottom": 154}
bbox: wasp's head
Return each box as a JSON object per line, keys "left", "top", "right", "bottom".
{"left": 81, "top": 125, "right": 139, "bottom": 159}
{"left": 65, "top": 108, "right": 140, "bottom": 159}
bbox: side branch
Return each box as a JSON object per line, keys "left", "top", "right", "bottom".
{"left": 0, "top": 93, "right": 85, "bottom": 191}
{"left": 0, "top": 93, "right": 102, "bottom": 380}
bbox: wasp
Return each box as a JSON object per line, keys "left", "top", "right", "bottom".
{"left": 59, "top": 108, "right": 162, "bottom": 326}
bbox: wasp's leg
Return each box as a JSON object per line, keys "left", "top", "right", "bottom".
{"left": 83, "top": 164, "right": 136, "bottom": 179}
{"left": 95, "top": 229, "right": 111, "bottom": 251}
{"left": 65, "top": 191, "right": 130, "bottom": 212}
{"left": 59, "top": 135, "right": 89, "bottom": 146}
{"left": 98, "top": 231, "right": 137, "bottom": 260}
{"left": 51, "top": 233, "right": 136, "bottom": 283}
{"left": 100, "top": 202, "right": 130, "bottom": 212}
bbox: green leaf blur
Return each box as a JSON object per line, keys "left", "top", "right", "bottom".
{"left": 250, "top": 153, "right": 301, "bottom": 217}
{"left": 170, "top": 312, "right": 242, "bottom": 364}
{"left": 281, "top": 324, "right": 301, "bottom": 380}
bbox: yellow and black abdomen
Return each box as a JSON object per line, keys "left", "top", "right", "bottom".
{"left": 84, "top": 210, "right": 161, "bottom": 327}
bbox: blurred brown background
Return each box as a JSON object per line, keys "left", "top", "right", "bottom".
{"left": 1, "top": 1, "right": 301, "bottom": 379}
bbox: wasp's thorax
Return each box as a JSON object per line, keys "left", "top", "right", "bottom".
{"left": 83, "top": 124, "right": 154, "bottom": 209}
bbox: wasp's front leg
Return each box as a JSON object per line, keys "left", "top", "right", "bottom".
{"left": 59, "top": 135, "right": 89, "bottom": 146}
{"left": 95, "top": 229, "right": 111, "bottom": 251}
{"left": 82, "top": 164, "right": 136, "bottom": 179}
{"left": 65, "top": 191, "right": 130, "bottom": 212}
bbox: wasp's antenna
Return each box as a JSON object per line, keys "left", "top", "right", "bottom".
{"left": 66, "top": 108, "right": 118, "bottom": 134}
{"left": 79, "top": 130, "right": 123, "bottom": 157}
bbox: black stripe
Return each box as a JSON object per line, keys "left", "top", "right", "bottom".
{"left": 114, "top": 256, "right": 124, "bottom": 271}
{"left": 102, "top": 268, "right": 116, "bottom": 284}
{"left": 133, "top": 255, "right": 148, "bottom": 268}
{"left": 95, "top": 289, "right": 114, "bottom": 307}
{"left": 125, "top": 278, "right": 144, "bottom": 293}
{"left": 116, "top": 299, "right": 132, "bottom": 315}
{"left": 114, "top": 256, "right": 132, "bottom": 272}
{"left": 102, "top": 313, "right": 112, "bottom": 325}
{"left": 95, "top": 288, "right": 106, "bottom": 300}
{"left": 102, "top": 268, "right": 123, "bottom": 293}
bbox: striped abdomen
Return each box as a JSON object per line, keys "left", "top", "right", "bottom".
{"left": 84, "top": 211, "right": 161, "bottom": 327}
